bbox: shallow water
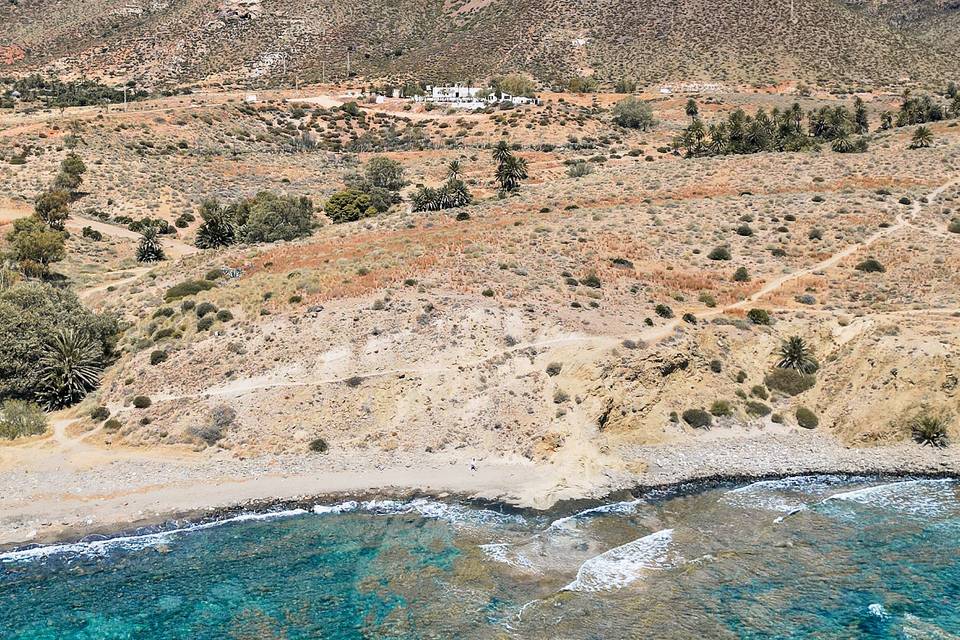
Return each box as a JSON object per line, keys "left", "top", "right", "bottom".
{"left": 3, "top": 477, "right": 959, "bottom": 639}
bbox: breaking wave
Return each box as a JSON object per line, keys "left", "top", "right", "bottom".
{"left": 821, "top": 479, "right": 958, "bottom": 517}
{"left": 562, "top": 528, "right": 677, "bottom": 592}
{"left": 547, "top": 498, "right": 644, "bottom": 531}
{"left": 0, "top": 509, "right": 308, "bottom": 564}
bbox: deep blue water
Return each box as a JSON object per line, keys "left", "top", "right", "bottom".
{"left": 2, "top": 477, "right": 959, "bottom": 639}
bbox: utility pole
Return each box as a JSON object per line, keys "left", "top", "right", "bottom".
{"left": 346, "top": 48, "right": 351, "bottom": 77}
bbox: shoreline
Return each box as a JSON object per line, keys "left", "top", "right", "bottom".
{"left": 3, "top": 458, "right": 957, "bottom": 556}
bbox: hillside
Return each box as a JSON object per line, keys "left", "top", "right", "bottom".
{"left": 2, "top": 0, "right": 959, "bottom": 88}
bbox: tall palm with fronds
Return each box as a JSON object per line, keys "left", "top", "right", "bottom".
{"left": 911, "top": 126, "right": 934, "bottom": 149}
{"left": 36, "top": 327, "right": 103, "bottom": 409}
{"left": 136, "top": 227, "right": 165, "bottom": 262}
{"left": 495, "top": 154, "right": 528, "bottom": 192}
{"left": 491, "top": 140, "right": 512, "bottom": 164}
{"left": 777, "top": 336, "right": 817, "bottom": 374}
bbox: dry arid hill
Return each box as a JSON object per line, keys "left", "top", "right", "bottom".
{"left": 2, "top": 0, "right": 960, "bottom": 88}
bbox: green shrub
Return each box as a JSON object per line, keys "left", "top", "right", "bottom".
{"left": 324, "top": 189, "right": 379, "bottom": 223}
{"left": 796, "top": 407, "right": 819, "bottom": 429}
{"left": 710, "top": 400, "right": 733, "bottom": 417}
{"left": 241, "top": 192, "right": 316, "bottom": 243}
{"left": 197, "top": 316, "right": 215, "bottom": 331}
{"left": 709, "top": 359, "right": 722, "bottom": 374}
{"left": 750, "top": 385, "right": 769, "bottom": 400}
{"left": 745, "top": 401, "right": 771, "bottom": 417}
{"left": 855, "top": 258, "right": 885, "bottom": 273}
{"left": 764, "top": 368, "right": 816, "bottom": 396}
{"left": 0, "top": 399, "right": 48, "bottom": 439}
{"left": 309, "top": 437, "right": 329, "bottom": 453}
{"left": 611, "top": 96, "right": 656, "bottom": 130}
{"left": 149, "top": 350, "right": 168, "bottom": 365}
{"left": 132, "top": 395, "right": 152, "bottom": 409}
{"left": 90, "top": 406, "right": 110, "bottom": 421}
{"left": 747, "top": 308, "right": 771, "bottom": 325}
{"left": 733, "top": 267, "right": 750, "bottom": 282}
{"left": 205, "top": 269, "right": 223, "bottom": 281}
{"left": 104, "top": 418, "right": 122, "bottom": 432}
{"left": 909, "top": 412, "right": 949, "bottom": 447}
{"left": 164, "top": 279, "right": 215, "bottom": 301}
{"left": 215, "top": 309, "right": 234, "bottom": 322}
{"left": 682, "top": 408, "right": 712, "bottom": 429}
{"left": 708, "top": 246, "right": 732, "bottom": 261}
{"left": 654, "top": 304, "right": 674, "bottom": 318}
{"left": 195, "top": 302, "right": 217, "bottom": 318}
{"left": 546, "top": 362, "right": 562, "bottom": 376}
{"left": 153, "top": 307, "right": 174, "bottom": 319}
{"left": 181, "top": 300, "right": 196, "bottom": 312}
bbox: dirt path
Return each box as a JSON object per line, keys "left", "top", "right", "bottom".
{"left": 68, "top": 215, "right": 198, "bottom": 259}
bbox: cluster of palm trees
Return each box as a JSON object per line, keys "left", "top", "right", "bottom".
{"left": 492, "top": 140, "right": 528, "bottom": 192}
{"left": 675, "top": 101, "right": 868, "bottom": 158}
{"left": 880, "top": 90, "right": 957, "bottom": 130}
{"left": 410, "top": 160, "right": 473, "bottom": 212}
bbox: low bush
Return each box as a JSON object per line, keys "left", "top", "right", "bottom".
{"left": 745, "top": 401, "right": 771, "bottom": 417}
{"left": 708, "top": 246, "right": 732, "bottom": 261}
{"left": 764, "top": 369, "right": 816, "bottom": 396}
{"left": 795, "top": 406, "right": 819, "bottom": 429}
{"left": 309, "top": 437, "right": 329, "bottom": 453}
{"left": 750, "top": 385, "right": 769, "bottom": 400}
{"left": 655, "top": 304, "right": 674, "bottom": 318}
{"left": 164, "top": 279, "right": 215, "bottom": 301}
{"left": 682, "top": 408, "right": 712, "bottom": 429}
{"left": 710, "top": 400, "right": 733, "bottom": 417}
{"left": 0, "top": 399, "right": 47, "bottom": 439}
{"left": 197, "top": 316, "right": 215, "bottom": 331}
{"left": 747, "top": 308, "right": 771, "bottom": 325}
{"left": 149, "top": 350, "right": 168, "bottom": 365}
{"left": 195, "top": 302, "right": 217, "bottom": 318}
{"left": 855, "top": 258, "right": 885, "bottom": 273}
{"left": 132, "top": 395, "right": 152, "bottom": 409}
{"left": 90, "top": 406, "right": 110, "bottom": 421}
{"left": 546, "top": 362, "right": 562, "bottom": 377}
{"left": 215, "top": 309, "right": 234, "bottom": 322}
{"left": 103, "top": 418, "right": 122, "bottom": 432}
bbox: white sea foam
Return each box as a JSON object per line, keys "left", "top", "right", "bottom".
{"left": 479, "top": 542, "right": 534, "bottom": 569}
{"left": 547, "top": 498, "right": 644, "bottom": 531}
{"left": 561, "top": 528, "right": 676, "bottom": 592}
{"left": 822, "top": 479, "right": 957, "bottom": 517}
{"left": 722, "top": 475, "right": 857, "bottom": 514}
{"left": 868, "top": 603, "right": 889, "bottom": 619}
{"left": 0, "top": 509, "right": 308, "bottom": 564}
{"left": 311, "top": 498, "right": 523, "bottom": 527}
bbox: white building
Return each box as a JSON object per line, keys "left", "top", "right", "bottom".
{"left": 417, "top": 84, "right": 536, "bottom": 109}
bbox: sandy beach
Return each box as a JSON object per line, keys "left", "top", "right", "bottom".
{"left": 3, "top": 428, "right": 957, "bottom": 551}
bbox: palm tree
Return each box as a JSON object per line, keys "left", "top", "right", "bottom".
{"left": 911, "top": 126, "right": 934, "bottom": 149}
{"left": 777, "top": 336, "right": 817, "bottom": 374}
{"left": 684, "top": 119, "right": 706, "bottom": 155}
{"left": 446, "top": 159, "right": 462, "bottom": 181}
{"left": 685, "top": 98, "right": 699, "bottom": 121}
{"left": 831, "top": 130, "right": 854, "bottom": 153}
{"left": 136, "top": 227, "right": 166, "bottom": 262}
{"left": 951, "top": 94, "right": 960, "bottom": 118}
{"left": 495, "top": 154, "right": 528, "bottom": 192}
{"left": 36, "top": 327, "right": 103, "bottom": 409}
{"left": 491, "top": 140, "right": 512, "bottom": 164}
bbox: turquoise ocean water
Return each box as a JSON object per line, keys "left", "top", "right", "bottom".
{"left": 2, "top": 476, "right": 959, "bottom": 639}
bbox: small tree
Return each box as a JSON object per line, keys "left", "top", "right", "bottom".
{"left": 34, "top": 189, "right": 71, "bottom": 230}
{"left": 53, "top": 153, "right": 87, "bottom": 192}
{"left": 685, "top": 98, "right": 699, "bottom": 121}
{"left": 6, "top": 216, "right": 65, "bottom": 277}
{"left": 612, "top": 96, "right": 656, "bottom": 130}
{"left": 364, "top": 156, "right": 406, "bottom": 192}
